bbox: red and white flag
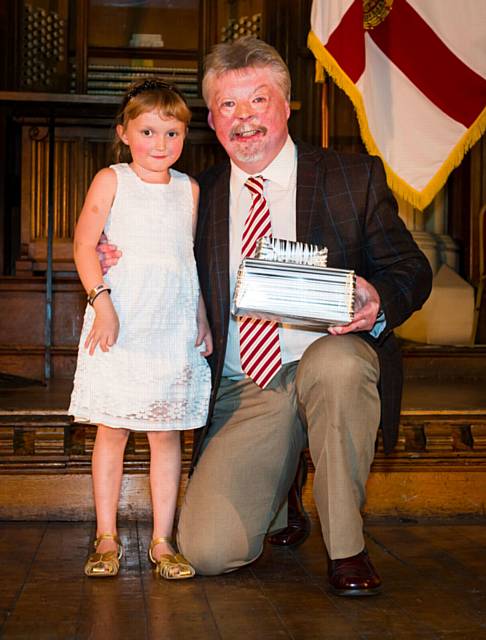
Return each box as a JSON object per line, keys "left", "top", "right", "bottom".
{"left": 308, "top": 0, "right": 486, "bottom": 210}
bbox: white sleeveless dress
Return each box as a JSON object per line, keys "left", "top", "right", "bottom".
{"left": 69, "top": 163, "right": 211, "bottom": 431}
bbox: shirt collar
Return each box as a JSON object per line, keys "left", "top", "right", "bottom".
{"left": 230, "top": 135, "right": 296, "bottom": 194}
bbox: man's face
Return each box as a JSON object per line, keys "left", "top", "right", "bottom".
{"left": 207, "top": 66, "right": 290, "bottom": 174}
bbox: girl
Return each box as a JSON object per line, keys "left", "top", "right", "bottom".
{"left": 69, "top": 78, "right": 212, "bottom": 580}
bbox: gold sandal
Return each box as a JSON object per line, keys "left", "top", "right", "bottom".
{"left": 84, "top": 533, "right": 123, "bottom": 577}
{"left": 148, "top": 536, "right": 195, "bottom": 580}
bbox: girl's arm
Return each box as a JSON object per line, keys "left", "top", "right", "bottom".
{"left": 190, "top": 178, "right": 213, "bottom": 357}
{"left": 74, "top": 168, "right": 119, "bottom": 355}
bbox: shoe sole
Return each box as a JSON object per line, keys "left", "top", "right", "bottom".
{"left": 329, "top": 585, "right": 382, "bottom": 597}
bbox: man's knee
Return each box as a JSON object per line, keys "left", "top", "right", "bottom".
{"left": 178, "top": 538, "right": 260, "bottom": 576}
{"left": 297, "top": 335, "right": 378, "bottom": 390}
{"left": 177, "top": 496, "right": 263, "bottom": 576}
{"left": 177, "top": 534, "right": 229, "bottom": 576}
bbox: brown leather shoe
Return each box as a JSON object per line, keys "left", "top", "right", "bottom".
{"left": 328, "top": 549, "right": 382, "bottom": 596}
{"left": 267, "top": 453, "right": 310, "bottom": 548}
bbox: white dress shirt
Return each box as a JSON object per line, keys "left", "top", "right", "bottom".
{"left": 223, "top": 136, "right": 329, "bottom": 378}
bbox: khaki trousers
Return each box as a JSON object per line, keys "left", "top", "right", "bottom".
{"left": 177, "top": 334, "right": 380, "bottom": 575}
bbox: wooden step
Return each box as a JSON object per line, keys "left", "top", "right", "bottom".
{"left": 0, "top": 275, "right": 84, "bottom": 380}
{"left": 401, "top": 342, "right": 486, "bottom": 379}
{"left": 0, "top": 376, "right": 485, "bottom": 520}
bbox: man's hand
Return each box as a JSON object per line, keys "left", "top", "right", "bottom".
{"left": 195, "top": 294, "right": 213, "bottom": 357}
{"left": 96, "top": 233, "right": 122, "bottom": 274}
{"left": 328, "top": 276, "right": 381, "bottom": 335}
{"left": 195, "top": 317, "right": 213, "bottom": 357}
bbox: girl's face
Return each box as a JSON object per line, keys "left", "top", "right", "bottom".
{"left": 117, "top": 109, "right": 186, "bottom": 183}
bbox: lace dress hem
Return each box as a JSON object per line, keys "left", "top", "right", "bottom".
{"left": 70, "top": 411, "right": 206, "bottom": 431}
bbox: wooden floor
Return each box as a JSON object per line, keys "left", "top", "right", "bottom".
{"left": 1, "top": 515, "right": 485, "bottom": 640}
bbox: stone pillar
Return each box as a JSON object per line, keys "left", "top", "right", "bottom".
{"left": 395, "top": 194, "right": 439, "bottom": 274}
{"left": 424, "top": 188, "right": 460, "bottom": 272}
{"left": 394, "top": 188, "right": 459, "bottom": 274}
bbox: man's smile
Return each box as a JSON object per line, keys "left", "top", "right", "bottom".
{"left": 230, "top": 125, "right": 267, "bottom": 140}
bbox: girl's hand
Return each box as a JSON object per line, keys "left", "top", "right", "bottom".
{"left": 196, "top": 316, "right": 213, "bottom": 357}
{"left": 85, "top": 297, "right": 120, "bottom": 355}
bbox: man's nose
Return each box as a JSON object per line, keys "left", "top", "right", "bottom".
{"left": 234, "top": 101, "right": 254, "bottom": 119}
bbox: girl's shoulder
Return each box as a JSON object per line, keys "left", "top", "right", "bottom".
{"left": 170, "top": 169, "right": 198, "bottom": 192}
{"left": 169, "top": 168, "right": 191, "bottom": 182}
{"left": 168, "top": 169, "right": 198, "bottom": 211}
{"left": 108, "top": 162, "right": 130, "bottom": 178}
{"left": 89, "top": 166, "right": 117, "bottom": 195}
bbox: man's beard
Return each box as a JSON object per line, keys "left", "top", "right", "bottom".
{"left": 232, "top": 145, "right": 266, "bottom": 164}
{"left": 229, "top": 123, "right": 268, "bottom": 165}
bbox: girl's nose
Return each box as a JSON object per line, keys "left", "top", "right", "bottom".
{"left": 154, "top": 135, "right": 166, "bottom": 150}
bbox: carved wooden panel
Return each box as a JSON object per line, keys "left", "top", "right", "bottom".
{"left": 20, "top": 123, "right": 111, "bottom": 267}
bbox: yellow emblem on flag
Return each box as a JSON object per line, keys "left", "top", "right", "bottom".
{"left": 363, "top": 0, "right": 393, "bottom": 30}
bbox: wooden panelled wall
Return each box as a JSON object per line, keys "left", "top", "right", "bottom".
{"left": 13, "top": 111, "right": 229, "bottom": 272}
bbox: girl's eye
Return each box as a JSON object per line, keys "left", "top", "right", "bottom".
{"left": 167, "top": 131, "right": 178, "bottom": 138}
{"left": 142, "top": 129, "right": 152, "bottom": 136}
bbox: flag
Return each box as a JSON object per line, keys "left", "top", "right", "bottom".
{"left": 308, "top": 0, "right": 486, "bottom": 210}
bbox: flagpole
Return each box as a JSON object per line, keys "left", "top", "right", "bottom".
{"left": 321, "top": 74, "right": 329, "bottom": 149}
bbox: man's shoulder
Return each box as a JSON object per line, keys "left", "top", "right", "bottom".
{"left": 196, "top": 160, "right": 230, "bottom": 189}
{"left": 296, "top": 141, "right": 380, "bottom": 171}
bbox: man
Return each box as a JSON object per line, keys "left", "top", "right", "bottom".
{"left": 102, "top": 37, "right": 432, "bottom": 595}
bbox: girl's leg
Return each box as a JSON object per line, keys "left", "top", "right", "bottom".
{"left": 146, "top": 430, "right": 181, "bottom": 559}
{"left": 91, "top": 424, "right": 130, "bottom": 553}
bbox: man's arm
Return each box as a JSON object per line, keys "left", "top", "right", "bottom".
{"left": 358, "top": 156, "right": 432, "bottom": 332}
{"left": 330, "top": 155, "right": 432, "bottom": 337}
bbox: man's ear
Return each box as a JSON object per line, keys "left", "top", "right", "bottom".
{"left": 207, "top": 110, "right": 215, "bottom": 130}
{"left": 116, "top": 124, "right": 128, "bottom": 145}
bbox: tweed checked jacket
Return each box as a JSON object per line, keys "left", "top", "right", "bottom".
{"left": 194, "top": 142, "right": 432, "bottom": 458}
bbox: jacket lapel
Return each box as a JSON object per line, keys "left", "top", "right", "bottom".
{"left": 295, "top": 142, "right": 326, "bottom": 245}
{"left": 208, "top": 162, "right": 231, "bottom": 333}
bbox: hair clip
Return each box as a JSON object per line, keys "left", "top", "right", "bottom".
{"left": 126, "top": 79, "right": 184, "bottom": 101}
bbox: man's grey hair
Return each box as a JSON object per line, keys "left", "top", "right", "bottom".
{"left": 202, "top": 36, "right": 291, "bottom": 106}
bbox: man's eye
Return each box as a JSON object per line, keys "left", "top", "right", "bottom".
{"left": 253, "top": 96, "right": 266, "bottom": 103}
{"left": 221, "top": 101, "right": 235, "bottom": 109}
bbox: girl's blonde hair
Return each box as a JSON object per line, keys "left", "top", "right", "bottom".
{"left": 114, "top": 79, "right": 192, "bottom": 163}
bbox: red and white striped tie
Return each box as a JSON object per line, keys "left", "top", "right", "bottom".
{"left": 239, "top": 176, "right": 282, "bottom": 388}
